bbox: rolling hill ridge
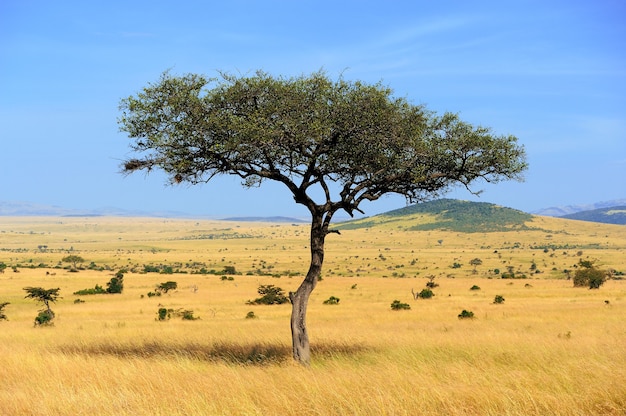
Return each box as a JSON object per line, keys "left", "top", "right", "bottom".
{"left": 336, "top": 199, "right": 533, "bottom": 232}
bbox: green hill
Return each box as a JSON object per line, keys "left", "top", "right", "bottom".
{"left": 561, "top": 206, "right": 626, "bottom": 225}
{"left": 336, "top": 199, "right": 533, "bottom": 232}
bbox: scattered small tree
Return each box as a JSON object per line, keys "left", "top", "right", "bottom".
{"left": 425, "top": 276, "right": 439, "bottom": 288}
{"left": 157, "top": 281, "right": 178, "bottom": 293}
{"left": 106, "top": 272, "right": 124, "bottom": 294}
{"left": 248, "top": 285, "right": 289, "bottom": 305}
{"left": 469, "top": 258, "right": 483, "bottom": 274}
{"left": 62, "top": 255, "right": 85, "bottom": 271}
{"left": 23, "top": 287, "right": 61, "bottom": 326}
{"left": 573, "top": 261, "right": 607, "bottom": 289}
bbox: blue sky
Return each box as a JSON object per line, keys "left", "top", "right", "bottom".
{"left": 1, "top": 0, "right": 624, "bottom": 218}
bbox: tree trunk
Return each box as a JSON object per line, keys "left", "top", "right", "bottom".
{"left": 290, "top": 213, "right": 325, "bottom": 365}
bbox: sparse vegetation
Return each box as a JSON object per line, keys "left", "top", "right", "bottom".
{"left": 323, "top": 296, "right": 340, "bottom": 305}
{"left": 391, "top": 300, "right": 411, "bottom": 310}
{"left": 0, "top": 302, "right": 9, "bottom": 320}
{"left": 493, "top": 295, "right": 505, "bottom": 304}
{"left": 0, "top": 214, "right": 624, "bottom": 415}
{"left": 458, "top": 309, "right": 475, "bottom": 319}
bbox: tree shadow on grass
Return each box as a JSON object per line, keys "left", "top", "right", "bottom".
{"left": 58, "top": 341, "right": 374, "bottom": 365}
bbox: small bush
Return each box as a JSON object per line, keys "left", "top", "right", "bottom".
{"left": 34, "top": 310, "right": 55, "bottom": 326}
{"left": 246, "top": 311, "right": 257, "bottom": 319}
{"left": 391, "top": 300, "right": 411, "bottom": 310}
{"left": 248, "top": 285, "right": 289, "bottom": 305}
{"left": 493, "top": 295, "right": 505, "bottom": 304}
{"left": 157, "top": 308, "right": 199, "bottom": 321}
{"left": 323, "top": 296, "right": 340, "bottom": 305}
{"left": 157, "top": 308, "right": 169, "bottom": 321}
{"left": 470, "top": 285, "right": 481, "bottom": 291}
{"left": 458, "top": 309, "right": 475, "bottom": 319}
{"left": 417, "top": 288, "right": 434, "bottom": 299}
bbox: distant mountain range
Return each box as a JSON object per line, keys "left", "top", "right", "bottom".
{"left": 1, "top": 198, "right": 624, "bottom": 225}
{"left": 560, "top": 206, "right": 626, "bottom": 225}
{"left": 532, "top": 199, "right": 626, "bottom": 217}
{"left": 0, "top": 201, "right": 188, "bottom": 218}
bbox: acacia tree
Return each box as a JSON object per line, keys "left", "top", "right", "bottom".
{"left": 23, "top": 287, "right": 61, "bottom": 326}
{"left": 118, "top": 71, "right": 527, "bottom": 365}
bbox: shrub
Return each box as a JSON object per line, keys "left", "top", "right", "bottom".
{"left": 573, "top": 261, "right": 607, "bottom": 289}
{"left": 470, "top": 285, "right": 481, "bottom": 291}
{"left": 157, "top": 281, "right": 178, "bottom": 293}
{"left": 323, "top": 296, "right": 340, "bottom": 305}
{"left": 245, "top": 311, "right": 257, "bottom": 319}
{"left": 34, "top": 310, "right": 55, "bottom": 326}
{"left": 417, "top": 288, "right": 434, "bottom": 299}
{"left": 106, "top": 273, "right": 124, "bottom": 294}
{"left": 458, "top": 309, "right": 475, "bottom": 319}
{"left": 73, "top": 284, "right": 107, "bottom": 295}
{"left": 391, "top": 300, "right": 411, "bottom": 310}
{"left": 157, "top": 308, "right": 199, "bottom": 321}
{"left": 425, "top": 276, "right": 439, "bottom": 288}
{"left": 493, "top": 295, "right": 505, "bottom": 304}
{"left": 248, "top": 285, "right": 289, "bottom": 305}
{"left": 157, "top": 308, "right": 169, "bottom": 321}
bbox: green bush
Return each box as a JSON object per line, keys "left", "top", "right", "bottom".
{"left": 73, "top": 284, "right": 107, "bottom": 295}
{"left": 390, "top": 300, "right": 411, "bottom": 310}
{"left": 106, "top": 273, "right": 124, "bottom": 294}
{"left": 470, "top": 285, "right": 481, "bottom": 291}
{"left": 157, "top": 308, "right": 169, "bottom": 321}
{"left": 245, "top": 311, "right": 257, "bottom": 319}
{"left": 247, "top": 285, "right": 289, "bottom": 305}
{"left": 323, "top": 296, "right": 340, "bottom": 305}
{"left": 417, "top": 288, "right": 434, "bottom": 299}
{"left": 573, "top": 262, "right": 607, "bottom": 289}
{"left": 493, "top": 295, "right": 505, "bottom": 304}
{"left": 34, "top": 310, "right": 55, "bottom": 326}
{"left": 157, "top": 307, "right": 199, "bottom": 321}
{"left": 157, "top": 281, "right": 178, "bottom": 293}
{"left": 458, "top": 309, "right": 475, "bottom": 319}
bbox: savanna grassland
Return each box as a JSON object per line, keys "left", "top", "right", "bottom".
{"left": 0, "top": 214, "right": 625, "bottom": 415}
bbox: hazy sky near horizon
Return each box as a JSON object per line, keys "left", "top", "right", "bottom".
{"left": 1, "top": 0, "right": 625, "bottom": 218}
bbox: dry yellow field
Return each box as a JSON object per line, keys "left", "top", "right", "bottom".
{"left": 0, "top": 215, "right": 625, "bottom": 415}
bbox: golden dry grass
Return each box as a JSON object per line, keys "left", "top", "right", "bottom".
{"left": 0, "top": 216, "right": 625, "bottom": 415}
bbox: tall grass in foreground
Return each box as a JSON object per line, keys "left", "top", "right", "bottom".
{"left": 1, "top": 268, "right": 624, "bottom": 415}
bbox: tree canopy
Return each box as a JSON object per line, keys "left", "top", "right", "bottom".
{"left": 119, "top": 71, "right": 526, "bottom": 220}
{"left": 118, "top": 70, "right": 527, "bottom": 364}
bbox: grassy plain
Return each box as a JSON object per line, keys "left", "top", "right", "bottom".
{"left": 0, "top": 215, "right": 625, "bottom": 415}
